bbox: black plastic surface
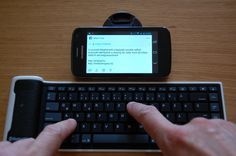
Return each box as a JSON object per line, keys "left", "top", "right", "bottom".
{"left": 7, "top": 80, "right": 42, "bottom": 142}
{"left": 103, "top": 12, "right": 142, "bottom": 27}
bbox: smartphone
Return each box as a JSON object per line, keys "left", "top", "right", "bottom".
{"left": 71, "top": 27, "right": 171, "bottom": 78}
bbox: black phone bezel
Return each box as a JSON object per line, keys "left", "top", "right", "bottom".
{"left": 71, "top": 27, "right": 171, "bottom": 78}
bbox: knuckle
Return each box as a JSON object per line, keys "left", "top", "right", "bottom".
{"left": 165, "top": 127, "right": 188, "bottom": 146}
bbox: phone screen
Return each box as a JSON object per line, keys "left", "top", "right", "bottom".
{"left": 86, "top": 31, "right": 158, "bottom": 74}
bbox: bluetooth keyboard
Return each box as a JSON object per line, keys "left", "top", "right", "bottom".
{"left": 4, "top": 76, "right": 226, "bottom": 152}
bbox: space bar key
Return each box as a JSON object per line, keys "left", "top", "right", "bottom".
{"left": 93, "top": 134, "right": 149, "bottom": 143}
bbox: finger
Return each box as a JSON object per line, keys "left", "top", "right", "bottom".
{"left": 13, "top": 138, "right": 35, "bottom": 148}
{"left": 33, "top": 119, "right": 77, "bottom": 156}
{"left": 127, "top": 102, "right": 175, "bottom": 142}
{"left": 0, "top": 141, "right": 12, "bottom": 147}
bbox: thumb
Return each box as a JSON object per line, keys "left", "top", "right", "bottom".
{"left": 127, "top": 102, "right": 175, "bottom": 145}
{"left": 33, "top": 119, "right": 77, "bottom": 156}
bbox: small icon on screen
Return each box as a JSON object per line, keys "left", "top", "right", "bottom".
{"left": 89, "top": 36, "right": 92, "bottom": 40}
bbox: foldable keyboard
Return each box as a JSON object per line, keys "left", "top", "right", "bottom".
{"left": 4, "top": 76, "right": 226, "bottom": 152}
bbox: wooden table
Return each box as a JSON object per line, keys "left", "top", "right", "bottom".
{"left": 0, "top": 0, "right": 235, "bottom": 155}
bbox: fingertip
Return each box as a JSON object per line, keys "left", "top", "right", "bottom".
{"left": 127, "top": 101, "right": 137, "bottom": 110}
{"left": 66, "top": 118, "right": 77, "bottom": 128}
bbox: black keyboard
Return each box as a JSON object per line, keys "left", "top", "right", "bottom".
{"left": 4, "top": 76, "right": 226, "bottom": 151}
{"left": 42, "top": 83, "right": 226, "bottom": 150}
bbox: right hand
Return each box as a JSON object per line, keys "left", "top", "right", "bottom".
{"left": 127, "top": 102, "right": 236, "bottom": 156}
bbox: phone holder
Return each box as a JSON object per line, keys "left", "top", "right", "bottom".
{"left": 103, "top": 12, "right": 142, "bottom": 27}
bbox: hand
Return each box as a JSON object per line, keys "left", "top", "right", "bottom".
{"left": 0, "top": 119, "right": 77, "bottom": 156}
{"left": 127, "top": 102, "right": 236, "bottom": 156}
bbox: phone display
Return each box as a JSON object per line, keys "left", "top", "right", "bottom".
{"left": 72, "top": 27, "right": 171, "bottom": 78}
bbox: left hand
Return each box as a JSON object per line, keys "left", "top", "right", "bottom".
{"left": 0, "top": 119, "right": 77, "bottom": 156}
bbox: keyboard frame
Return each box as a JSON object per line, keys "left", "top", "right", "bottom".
{"left": 4, "top": 76, "right": 227, "bottom": 152}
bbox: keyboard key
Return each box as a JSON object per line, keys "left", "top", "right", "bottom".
{"left": 74, "top": 113, "right": 85, "bottom": 122}
{"left": 114, "top": 123, "right": 125, "bottom": 133}
{"left": 169, "top": 87, "right": 177, "bottom": 92}
{"left": 46, "top": 92, "right": 56, "bottom": 101}
{"left": 47, "top": 86, "right": 56, "bottom": 91}
{"left": 93, "top": 134, "right": 149, "bottom": 143}
{"left": 189, "top": 86, "right": 197, "bottom": 91}
{"left": 172, "top": 103, "right": 182, "bottom": 112}
{"left": 138, "top": 87, "right": 146, "bottom": 91}
{"left": 126, "top": 123, "right": 136, "bottom": 133}
{"left": 86, "top": 113, "right": 96, "bottom": 121}
{"left": 211, "top": 113, "right": 221, "bottom": 119}
{"left": 45, "top": 102, "right": 59, "bottom": 111}
{"left": 146, "top": 93, "right": 155, "bottom": 101}
{"left": 94, "top": 103, "right": 104, "bottom": 111}
{"left": 108, "top": 113, "right": 118, "bottom": 122}
{"left": 199, "top": 87, "right": 207, "bottom": 91}
{"left": 119, "top": 113, "right": 128, "bottom": 122}
{"left": 45, "top": 113, "right": 61, "bottom": 122}
{"left": 123, "top": 92, "right": 133, "bottom": 101}
{"left": 81, "top": 134, "right": 91, "bottom": 144}
{"left": 104, "top": 123, "right": 113, "bottom": 132}
{"left": 178, "top": 93, "right": 188, "bottom": 101}
{"left": 97, "top": 113, "right": 107, "bottom": 122}
{"left": 156, "top": 93, "right": 166, "bottom": 101}
{"left": 209, "top": 93, "right": 218, "bottom": 101}
{"left": 90, "top": 92, "right": 100, "bottom": 101}
{"left": 83, "top": 103, "right": 92, "bottom": 111}
{"left": 98, "top": 87, "right": 106, "bottom": 91}
{"left": 105, "top": 102, "right": 114, "bottom": 111}
{"left": 88, "top": 87, "right": 96, "bottom": 91}
{"left": 118, "top": 87, "right": 126, "bottom": 91}
{"left": 71, "top": 134, "right": 80, "bottom": 144}
{"left": 209, "top": 86, "right": 218, "bottom": 92}
{"left": 178, "top": 87, "right": 187, "bottom": 91}
{"left": 194, "top": 103, "right": 208, "bottom": 112}
{"left": 165, "top": 113, "right": 175, "bottom": 123}
{"left": 107, "top": 87, "right": 116, "bottom": 91}
{"left": 80, "top": 123, "right": 90, "bottom": 132}
{"left": 78, "top": 86, "right": 86, "bottom": 91}
{"left": 68, "top": 86, "right": 76, "bottom": 92}
{"left": 134, "top": 92, "right": 144, "bottom": 101}
{"left": 92, "top": 123, "right": 102, "bottom": 133}
{"left": 68, "top": 92, "right": 78, "bottom": 101}
{"left": 148, "top": 87, "right": 156, "bottom": 91}
{"left": 190, "top": 93, "right": 207, "bottom": 102}
{"left": 58, "top": 93, "right": 67, "bottom": 101}
{"left": 116, "top": 102, "right": 126, "bottom": 112}
{"left": 183, "top": 103, "right": 193, "bottom": 112}
{"left": 58, "top": 86, "right": 66, "bottom": 91}
{"left": 63, "top": 113, "right": 73, "bottom": 120}
{"left": 167, "top": 93, "right": 177, "bottom": 101}
{"left": 71, "top": 103, "right": 82, "bottom": 111}
{"left": 61, "top": 103, "right": 70, "bottom": 111}
{"left": 79, "top": 92, "right": 89, "bottom": 101}
{"left": 112, "top": 93, "right": 122, "bottom": 101}
{"left": 176, "top": 113, "right": 187, "bottom": 123}
{"left": 210, "top": 103, "right": 220, "bottom": 112}
{"left": 158, "top": 87, "right": 167, "bottom": 92}
{"left": 101, "top": 93, "right": 111, "bottom": 101}
{"left": 128, "top": 87, "right": 136, "bottom": 91}
{"left": 161, "top": 103, "right": 171, "bottom": 112}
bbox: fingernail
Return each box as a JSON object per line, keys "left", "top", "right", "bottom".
{"left": 127, "top": 101, "right": 135, "bottom": 108}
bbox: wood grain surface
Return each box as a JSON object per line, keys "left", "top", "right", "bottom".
{"left": 0, "top": 0, "right": 235, "bottom": 156}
